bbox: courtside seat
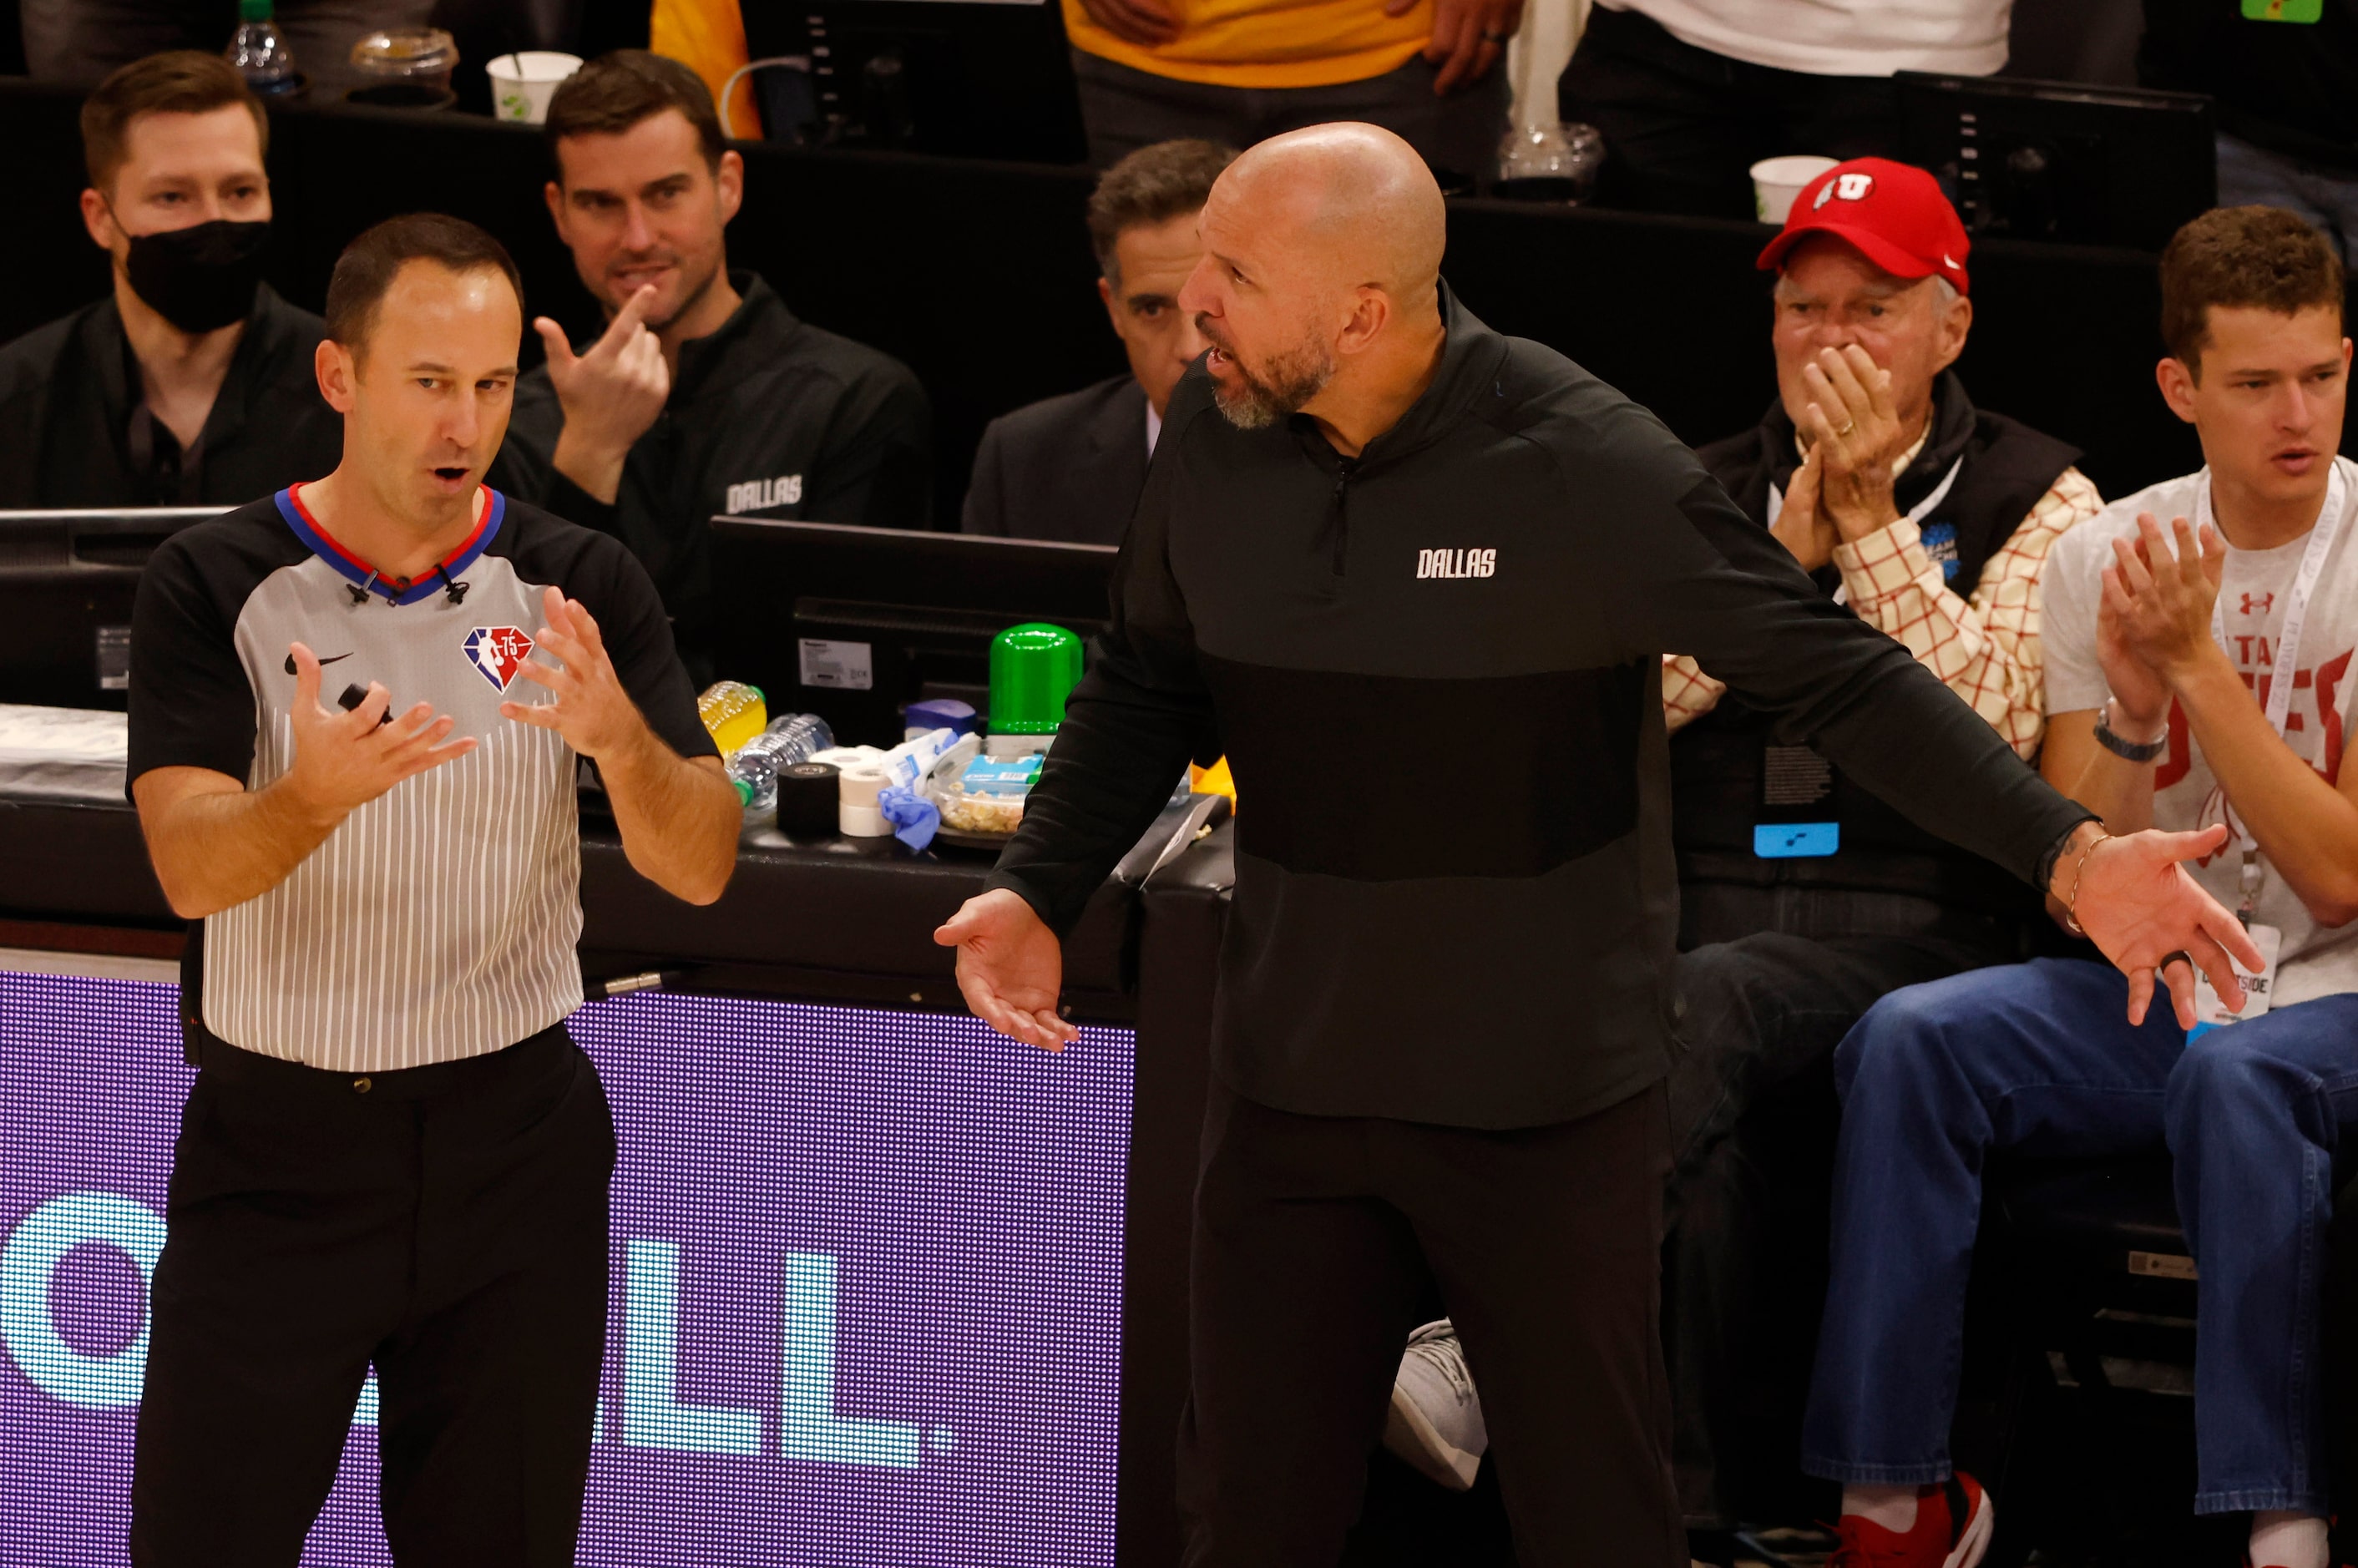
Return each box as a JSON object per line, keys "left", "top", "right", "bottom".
{"left": 1977, "top": 1155, "right": 2198, "bottom": 1565}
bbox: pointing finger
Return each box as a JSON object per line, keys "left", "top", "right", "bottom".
{"left": 533, "top": 317, "right": 577, "bottom": 370}
{"left": 606, "top": 284, "right": 658, "bottom": 345}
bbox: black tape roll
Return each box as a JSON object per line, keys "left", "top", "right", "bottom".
{"left": 776, "top": 761, "right": 841, "bottom": 835}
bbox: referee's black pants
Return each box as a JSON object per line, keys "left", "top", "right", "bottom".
{"left": 129, "top": 1023, "right": 615, "bottom": 1567}
{"left": 1176, "top": 1080, "right": 1685, "bottom": 1567}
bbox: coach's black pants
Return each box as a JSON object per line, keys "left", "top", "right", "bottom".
{"left": 1177, "top": 1080, "right": 1686, "bottom": 1566}
{"left": 129, "top": 1024, "right": 615, "bottom": 1567}
{"left": 1557, "top": 6, "right": 1905, "bottom": 220}
{"left": 1663, "top": 884, "right": 2024, "bottom": 1525}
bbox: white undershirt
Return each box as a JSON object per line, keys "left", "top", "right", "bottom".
{"left": 1146, "top": 401, "right": 1163, "bottom": 458}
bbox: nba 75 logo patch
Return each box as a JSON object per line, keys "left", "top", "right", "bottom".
{"left": 462, "top": 626, "right": 535, "bottom": 691}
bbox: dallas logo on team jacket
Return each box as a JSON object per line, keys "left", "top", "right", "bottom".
{"left": 463, "top": 626, "right": 535, "bottom": 691}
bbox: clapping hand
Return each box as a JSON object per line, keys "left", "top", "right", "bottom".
{"left": 1769, "top": 440, "right": 1836, "bottom": 572}
{"left": 1799, "top": 345, "right": 1908, "bottom": 541}
{"left": 2104, "top": 513, "right": 2227, "bottom": 683}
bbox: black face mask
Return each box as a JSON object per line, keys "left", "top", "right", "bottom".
{"left": 122, "top": 219, "right": 271, "bottom": 334}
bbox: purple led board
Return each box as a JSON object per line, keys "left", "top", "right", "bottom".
{"left": 0, "top": 969, "right": 1132, "bottom": 1565}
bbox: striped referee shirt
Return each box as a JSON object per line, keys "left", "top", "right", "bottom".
{"left": 127, "top": 485, "right": 715, "bottom": 1073}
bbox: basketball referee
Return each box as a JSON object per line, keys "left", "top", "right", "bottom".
{"left": 124, "top": 215, "right": 739, "bottom": 1563}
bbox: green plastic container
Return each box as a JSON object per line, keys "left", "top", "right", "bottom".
{"left": 988, "top": 623, "right": 1084, "bottom": 734}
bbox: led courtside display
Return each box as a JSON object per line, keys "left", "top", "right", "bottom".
{"left": 0, "top": 970, "right": 1133, "bottom": 1565}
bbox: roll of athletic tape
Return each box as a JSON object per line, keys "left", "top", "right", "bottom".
{"left": 838, "top": 766, "right": 891, "bottom": 837}
{"left": 776, "top": 761, "right": 838, "bottom": 836}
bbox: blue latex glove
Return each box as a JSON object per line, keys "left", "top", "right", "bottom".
{"left": 878, "top": 784, "right": 941, "bottom": 851}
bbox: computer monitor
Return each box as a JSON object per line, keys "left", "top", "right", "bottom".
{"left": 0, "top": 508, "right": 224, "bottom": 711}
{"left": 1895, "top": 72, "right": 2216, "bottom": 251}
{"left": 708, "top": 518, "right": 1117, "bottom": 747}
{"left": 741, "top": 0, "right": 1088, "bottom": 164}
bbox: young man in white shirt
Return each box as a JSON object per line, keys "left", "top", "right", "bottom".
{"left": 1800, "top": 205, "right": 2358, "bottom": 1568}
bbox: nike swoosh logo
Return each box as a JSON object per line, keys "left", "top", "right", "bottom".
{"left": 281, "top": 651, "right": 356, "bottom": 675}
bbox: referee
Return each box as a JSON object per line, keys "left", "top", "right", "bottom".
{"left": 936, "top": 125, "right": 2262, "bottom": 1564}
{"left": 124, "top": 215, "right": 739, "bottom": 1563}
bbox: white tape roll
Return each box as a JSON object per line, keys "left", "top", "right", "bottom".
{"left": 838, "top": 766, "right": 890, "bottom": 837}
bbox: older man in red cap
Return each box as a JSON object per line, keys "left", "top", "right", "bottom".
{"left": 1377, "top": 156, "right": 2103, "bottom": 1543}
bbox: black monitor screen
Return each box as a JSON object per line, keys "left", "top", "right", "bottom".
{"left": 1895, "top": 72, "right": 2216, "bottom": 252}
{"left": 742, "top": 0, "right": 1087, "bottom": 164}
{"left": 709, "top": 518, "right": 1116, "bottom": 747}
{"left": 0, "top": 509, "right": 224, "bottom": 711}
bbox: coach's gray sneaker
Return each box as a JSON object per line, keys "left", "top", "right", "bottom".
{"left": 1383, "top": 1318, "right": 1487, "bottom": 1490}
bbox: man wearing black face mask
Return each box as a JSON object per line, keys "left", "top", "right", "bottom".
{"left": 0, "top": 51, "right": 340, "bottom": 508}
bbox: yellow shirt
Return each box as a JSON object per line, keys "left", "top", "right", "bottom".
{"left": 1065, "top": 0, "right": 1432, "bottom": 89}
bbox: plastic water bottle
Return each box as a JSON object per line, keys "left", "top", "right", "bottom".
{"left": 696, "top": 680, "right": 767, "bottom": 756}
{"left": 225, "top": 0, "right": 300, "bottom": 96}
{"left": 729, "top": 714, "right": 835, "bottom": 809}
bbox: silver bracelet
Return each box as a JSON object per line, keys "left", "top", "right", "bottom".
{"left": 2093, "top": 698, "right": 2167, "bottom": 764}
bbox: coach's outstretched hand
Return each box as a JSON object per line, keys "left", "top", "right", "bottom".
{"left": 2052, "top": 820, "right": 2267, "bottom": 1029}
{"left": 936, "top": 888, "right": 1080, "bottom": 1052}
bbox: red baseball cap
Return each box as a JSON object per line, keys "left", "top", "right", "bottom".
{"left": 1755, "top": 157, "right": 1971, "bottom": 296}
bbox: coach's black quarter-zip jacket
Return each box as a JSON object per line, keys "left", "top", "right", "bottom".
{"left": 986, "top": 285, "right": 2091, "bottom": 1130}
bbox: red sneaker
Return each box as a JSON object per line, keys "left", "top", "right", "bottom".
{"left": 1829, "top": 1474, "right": 1995, "bottom": 1568}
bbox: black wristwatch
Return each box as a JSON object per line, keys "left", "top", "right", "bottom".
{"left": 2093, "top": 698, "right": 2167, "bottom": 763}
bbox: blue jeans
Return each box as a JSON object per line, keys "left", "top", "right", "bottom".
{"left": 1801, "top": 958, "right": 2358, "bottom": 1515}
{"left": 2216, "top": 131, "right": 2358, "bottom": 267}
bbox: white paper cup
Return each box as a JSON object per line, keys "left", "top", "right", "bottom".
{"left": 487, "top": 52, "right": 582, "bottom": 124}
{"left": 1750, "top": 154, "right": 1840, "bottom": 225}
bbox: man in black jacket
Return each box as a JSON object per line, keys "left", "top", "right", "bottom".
{"left": 491, "top": 52, "right": 931, "bottom": 680}
{"left": 1383, "top": 158, "right": 2109, "bottom": 1519}
{"left": 934, "top": 123, "right": 2260, "bottom": 1564}
{"left": 0, "top": 51, "right": 339, "bottom": 508}
{"left": 964, "top": 139, "right": 1232, "bottom": 545}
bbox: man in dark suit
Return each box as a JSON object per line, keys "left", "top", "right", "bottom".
{"left": 961, "top": 139, "right": 1234, "bottom": 544}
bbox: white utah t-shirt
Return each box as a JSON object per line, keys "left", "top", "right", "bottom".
{"left": 2043, "top": 460, "right": 2358, "bottom": 1008}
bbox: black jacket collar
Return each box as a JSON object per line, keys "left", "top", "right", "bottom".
{"left": 671, "top": 270, "right": 793, "bottom": 404}
{"left": 87, "top": 281, "right": 297, "bottom": 439}
{"left": 1287, "top": 280, "right": 1510, "bottom": 471}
